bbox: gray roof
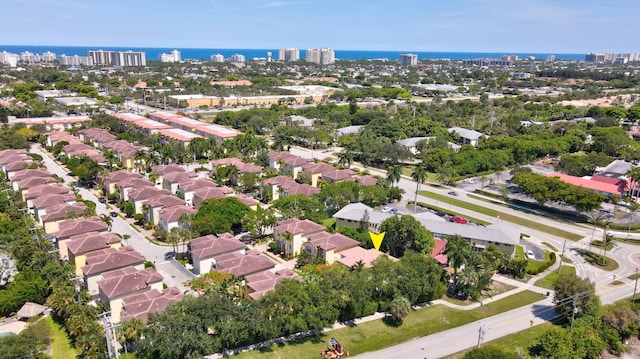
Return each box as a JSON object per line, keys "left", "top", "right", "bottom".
{"left": 599, "top": 160, "right": 633, "bottom": 177}
{"left": 332, "top": 203, "right": 373, "bottom": 221}
{"left": 290, "top": 115, "right": 315, "bottom": 127}
{"left": 336, "top": 125, "right": 364, "bottom": 136}
{"left": 415, "top": 219, "right": 520, "bottom": 246}
{"left": 448, "top": 127, "right": 483, "bottom": 140}
{"left": 396, "top": 137, "right": 435, "bottom": 148}
{"left": 412, "top": 211, "right": 447, "bottom": 223}
{"left": 332, "top": 202, "right": 394, "bottom": 225}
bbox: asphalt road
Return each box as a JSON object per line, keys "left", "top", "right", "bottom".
{"left": 354, "top": 297, "right": 556, "bottom": 359}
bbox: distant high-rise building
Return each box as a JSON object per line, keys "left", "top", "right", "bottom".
{"left": 398, "top": 53, "right": 418, "bottom": 66}
{"left": 278, "top": 48, "right": 300, "bottom": 62}
{"left": 57, "top": 54, "right": 93, "bottom": 67}
{"left": 159, "top": 50, "right": 181, "bottom": 63}
{"left": 116, "top": 51, "right": 146, "bottom": 66}
{"left": 546, "top": 55, "right": 556, "bottom": 62}
{"left": 88, "top": 50, "right": 117, "bottom": 65}
{"left": 500, "top": 55, "right": 519, "bottom": 62}
{"left": 210, "top": 54, "right": 225, "bottom": 62}
{"left": 229, "top": 54, "right": 245, "bottom": 63}
{"left": 305, "top": 48, "right": 335, "bottom": 64}
{"left": 0, "top": 51, "right": 18, "bottom": 67}
{"left": 267, "top": 51, "right": 272, "bottom": 62}
{"left": 41, "top": 51, "right": 57, "bottom": 62}
{"left": 88, "top": 50, "right": 145, "bottom": 66}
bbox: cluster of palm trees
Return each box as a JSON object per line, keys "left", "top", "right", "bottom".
{"left": 444, "top": 235, "right": 495, "bottom": 300}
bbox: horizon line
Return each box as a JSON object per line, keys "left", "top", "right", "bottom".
{"left": 0, "top": 44, "right": 591, "bottom": 55}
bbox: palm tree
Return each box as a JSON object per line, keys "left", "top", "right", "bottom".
{"left": 188, "top": 137, "right": 209, "bottom": 163}
{"left": 103, "top": 149, "right": 118, "bottom": 171}
{"left": 411, "top": 165, "right": 427, "bottom": 214}
{"left": 587, "top": 211, "right": 607, "bottom": 252}
{"left": 99, "top": 213, "right": 113, "bottom": 230}
{"left": 627, "top": 167, "right": 640, "bottom": 198}
{"left": 167, "top": 227, "right": 183, "bottom": 256}
{"left": 134, "top": 149, "right": 147, "bottom": 173}
{"left": 336, "top": 150, "right": 353, "bottom": 169}
{"left": 389, "top": 295, "right": 411, "bottom": 322}
{"left": 148, "top": 171, "right": 160, "bottom": 187}
{"left": 628, "top": 201, "right": 640, "bottom": 239}
{"left": 386, "top": 165, "right": 402, "bottom": 188}
{"left": 226, "top": 165, "right": 240, "bottom": 186}
{"left": 444, "top": 235, "right": 471, "bottom": 281}
{"left": 479, "top": 175, "right": 489, "bottom": 188}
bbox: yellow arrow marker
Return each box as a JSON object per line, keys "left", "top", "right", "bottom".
{"left": 369, "top": 232, "right": 385, "bottom": 252}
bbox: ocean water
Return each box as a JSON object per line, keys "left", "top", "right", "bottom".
{"left": 0, "top": 45, "right": 585, "bottom": 61}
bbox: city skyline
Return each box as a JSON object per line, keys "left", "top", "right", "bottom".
{"left": 2, "top": 0, "right": 639, "bottom": 53}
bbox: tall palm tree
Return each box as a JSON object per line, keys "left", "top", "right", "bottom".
{"left": 628, "top": 201, "right": 640, "bottom": 239}
{"left": 188, "top": 137, "right": 209, "bottom": 163}
{"left": 411, "top": 165, "right": 428, "bottom": 213}
{"left": 627, "top": 167, "right": 640, "bottom": 198}
{"left": 387, "top": 165, "right": 402, "bottom": 188}
{"left": 148, "top": 171, "right": 160, "bottom": 187}
{"left": 99, "top": 213, "right": 113, "bottom": 230}
{"left": 337, "top": 150, "right": 353, "bottom": 169}
{"left": 167, "top": 227, "right": 183, "bottom": 256}
{"left": 134, "top": 149, "right": 147, "bottom": 173}
{"left": 444, "top": 235, "right": 471, "bottom": 278}
{"left": 103, "top": 149, "right": 118, "bottom": 171}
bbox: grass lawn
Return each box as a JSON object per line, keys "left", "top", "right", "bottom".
{"left": 448, "top": 322, "right": 553, "bottom": 358}
{"left": 535, "top": 266, "right": 576, "bottom": 289}
{"left": 322, "top": 217, "right": 336, "bottom": 229}
{"left": 424, "top": 191, "right": 583, "bottom": 241}
{"left": 577, "top": 249, "right": 619, "bottom": 271}
{"left": 516, "top": 245, "right": 525, "bottom": 260}
{"left": 542, "top": 242, "right": 558, "bottom": 251}
{"left": 44, "top": 316, "right": 78, "bottom": 359}
{"left": 629, "top": 273, "right": 640, "bottom": 280}
{"left": 234, "top": 291, "right": 546, "bottom": 359}
{"left": 525, "top": 251, "right": 551, "bottom": 274}
{"left": 441, "top": 281, "right": 516, "bottom": 306}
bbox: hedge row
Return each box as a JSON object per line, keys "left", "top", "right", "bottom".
{"left": 527, "top": 252, "right": 557, "bottom": 275}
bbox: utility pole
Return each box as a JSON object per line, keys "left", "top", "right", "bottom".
{"left": 98, "top": 311, "right": 121, "bottom": 359}
{"left": 570, "top": 296, "right": 578, "bottom": 331}
{"left": 476, "top": 324, "right": 486, "bottom": 348}
{"left": 557, "top": 240, "right": 567, "bottom": 274}
{"left": 633, "top": 268, "right": 639, "bottom": 308}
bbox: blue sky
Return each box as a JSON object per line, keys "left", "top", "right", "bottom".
{"left": 2, "top": 0, "right": 638, "bottom": 53}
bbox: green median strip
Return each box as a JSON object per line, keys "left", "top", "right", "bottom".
{"left": 234, "top": 290, "right": 546, "bottom": 359}
{"left": 419, "top": 191, "right": 583, "bottom": 241}
{"left": 535, "top": 265, "right": 576, "bottom": 290}
{"left": 448, "top": 322, "right": 554, "bottom": 359}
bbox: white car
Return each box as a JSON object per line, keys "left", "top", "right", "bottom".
{"left": 525, "top": 250, "right": 535, "bottom": 260}
{"left": 381, "top": 207, "right": 392, "bottom": 213}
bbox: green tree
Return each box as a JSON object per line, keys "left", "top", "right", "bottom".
{"left": 388, "top": 294, "right": 411, "bottom": 323}
{"left": 463, "top": 345, "right": 521, "bottom": 359}
{"left": 241, "top": 206, "right": 278, "bottom": 237}
{"left": 553, "top": 273, "right": 597, "bottom": 320}
{"left": 193, "top": 197, "right": 251, "bottom": 235}
{"left": 379, "top": 215, "right": 434, "bottom": 257}
{"left": 271, "top": 194, "right": 326, "bottom": 223}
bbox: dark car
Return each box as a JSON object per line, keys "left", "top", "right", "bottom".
{"left": 109, "top": 211, "right": 118, "bottom": 218}
{"left": 448, "top": 191, "right": 458, "bottom": 196}
{"left": 98, "top": 197, "right": 106, "bottom": 204}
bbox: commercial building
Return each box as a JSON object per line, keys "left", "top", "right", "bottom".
{"left": 228, "top": 54, "right": 245, "bottom": 63}
{"left": 278, "top": 48, "right": 300, "bottom": 62}
{"left": 398, "top": 53, "right": 418, "bottom": 66}
{"left": 57, "top": 54, "right": 93, "bottom": 66}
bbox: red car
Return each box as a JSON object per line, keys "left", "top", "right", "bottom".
{"left": 450, "top": 216, "right": 468, "bottom": 224}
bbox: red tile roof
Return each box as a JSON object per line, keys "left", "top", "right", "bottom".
{"left": 336, "top": 247, "right": 395, "bottom": 268}
{"left": 546, "top": 173, "right": 624, "bottom": 195}
{"left": 81, "top": 246, "right": 145, "bottom": 276}
{"left": 121, "top": 287, "right": 183, "bottom": 323}
{"left": 98, "top": 267, "right": 163, "bottom": 299}
{"left": 215, "top": 250, "right": 275, "bottom": 277}
{"left": 41, "top": 202, "right": 87, "bottom": 222}
{"left": 66, "top": 232, "right": 122, "bottom": 255}
{"left": 159, "top": 205, "right": 196, "bottom": 223}
{"left": 275, "top": 218, "right": 325, "bottom": 236}
{"left": 246, "top": 268, "right": 300, "bottom": 300}
{"left": 189, "top": 234, "right": 245, "bottom": 260}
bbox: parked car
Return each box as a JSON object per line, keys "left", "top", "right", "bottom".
{"left": 109, "top": 211, "right": 118, "bottom": 218}
{"left": 450, "top": 216, "right": 468, "bottom": 224}
{"left": 448, "top": 191, "right": 458, "bottom": 196}
{"left": 381, "top": 207, "right": 392, "bottom": 213}
{"left": 98, "top": 197, "right": 106, "bottom": 203}
{"left": 389, "top": 208, "right": 398, "bottom": 214}
{"left": 526, "top": 250, "right": 535, "bottom": 260}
